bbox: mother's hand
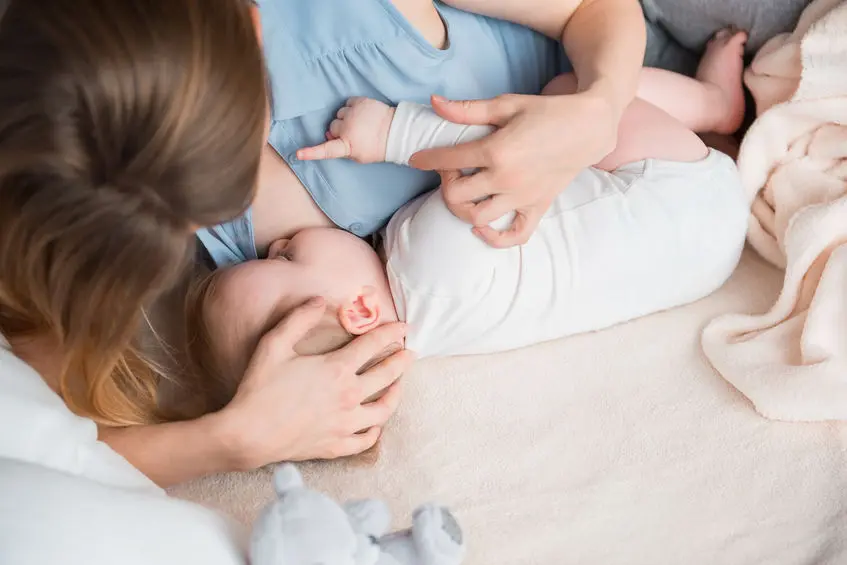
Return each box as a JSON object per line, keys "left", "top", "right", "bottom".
{"left": 410, "top": 92, "right": 620, "bottom": 247}
{"left": 216, "top": 298, "right": 412, "bottom": 470}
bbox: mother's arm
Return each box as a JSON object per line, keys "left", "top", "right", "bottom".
{"left": 444, "top": 0, "right": 644, "bottom": 111}
{"left": 413, "top": 0, "right": 646, "bottom": 247}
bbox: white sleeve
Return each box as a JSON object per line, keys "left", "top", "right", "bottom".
{"left": 384, "top": 102, "right": 495, "bottom": 167}
{"left": 0, "top": 460, "right": 247, "bottom": 565}
{"left": 384, "top": 102, "right": 515, "bottom": 230}
{"left": 0, "top": 343, "right": 247, "bottom": 565}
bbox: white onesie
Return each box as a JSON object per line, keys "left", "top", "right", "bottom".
{"left": 381, "top": 103, "right": 749, "bottom": 358}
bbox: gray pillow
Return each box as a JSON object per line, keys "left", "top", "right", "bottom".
{"left": 643, "top": 0, "right": 811, "bottom": 53}
{"left": 642, "top": 0, "right": 811, "bottom": 75}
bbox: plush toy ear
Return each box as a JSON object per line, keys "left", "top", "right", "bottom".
{"left": 272, "top": 464, "right": 304, "bottom": 496}
{"left": 338, "top": 286, "right": 382, "bottom": 335}
{"left": 411, "top": 505, "right": 466, "bottom": 565}
{"left": 344, "top": 499, "right": 391, "bottom": 538}
{"left": 250, "top": 519, "right": 285, "bottom": 565}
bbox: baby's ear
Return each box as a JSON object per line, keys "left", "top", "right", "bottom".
{"left": 338, "top": 286, "right": 382, "bottom": 335}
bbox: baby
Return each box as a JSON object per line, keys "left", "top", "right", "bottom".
{"left": 188, "top": 31, "right": 750, "bottom": 389}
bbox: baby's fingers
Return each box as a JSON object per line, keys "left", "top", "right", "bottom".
{"left": 328, "top": 118, "right": 346, "bottom": 139}
{"left": 296, "top": 138, "right": 351, "bottom": 161}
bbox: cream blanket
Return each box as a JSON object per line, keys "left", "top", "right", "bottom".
{"left": 702, "top": 0, "right": 847, "bottom": 422}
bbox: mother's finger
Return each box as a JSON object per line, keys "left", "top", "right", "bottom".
{"left": 430, "top": 94, "right": 520, "bottom": 127}
{"left": 465, "top": 194, "right": 516, "bottom": 227}
{"left": 352, "top": 381, "right": 403, "bottom": 431}
{"left": 438, "top": 169, "right": 462, "bottom": 187}
{"left": 329, "top": 426, "right": 382, "bottom": 459}
{"left": 441, "top": 171, "right": 497, "bottom": 222}
{"left": 359, "top": 348, "right": 415, "bottom": 402}
{"left": 331, "top": 321, "right": 408, "bottom": 373}
{"left": 473, "top": 207, "right": 544, "bottom": 248}
{"left": 410, "top": 137, "right": 490, "bottom": 172}
{"left": 258, "top": 297, "right": 327, "bottom": 355}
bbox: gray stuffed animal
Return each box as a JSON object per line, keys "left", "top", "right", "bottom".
{"left": 251, "top": 464, "right": 466, "bottom": 565}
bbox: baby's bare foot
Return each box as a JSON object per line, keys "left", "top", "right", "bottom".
{"left": 696, "top": 28, "right": 748, "bottom": 135}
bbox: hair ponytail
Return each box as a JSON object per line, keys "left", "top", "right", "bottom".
{"left": 0, "top": 0, "right": 267, "bottom": 425}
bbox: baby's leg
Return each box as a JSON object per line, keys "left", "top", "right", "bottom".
{"left": 636, "top": 30, "right": 748, "bottom": 135}
{"left": 545, "top": 30, "right": 746, "bottom": 136}
{"left": 543, "top": 74, "right": 709, "bottom": 171}
{"left": 542, "top": 29, "right": 747, "bottom": 170}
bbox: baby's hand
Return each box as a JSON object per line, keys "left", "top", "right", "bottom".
{"left": 297, "top": 97, "right": 395, "bottom": 164}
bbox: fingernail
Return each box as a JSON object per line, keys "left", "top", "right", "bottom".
{"left": 432, "top": 94, "right": 447, "bottom": 104}
{"left": 308, "top": 297, "right": 325, "bottom": 307}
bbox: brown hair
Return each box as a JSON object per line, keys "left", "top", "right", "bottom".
{"left": 0, "top": 0, "right": 267, "bottom": 426}
{"left": 184, "top": 270, "right": 238, "bottom": 414}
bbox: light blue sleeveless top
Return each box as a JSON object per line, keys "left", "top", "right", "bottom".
{"left": 197, "top": 0, "right": 571, "bottom": 267}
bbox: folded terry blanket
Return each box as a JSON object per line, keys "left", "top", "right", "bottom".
{"left": 702, "top": 0, "right": 847, "bottom": 421}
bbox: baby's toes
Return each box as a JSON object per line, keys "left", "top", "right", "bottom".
{"left": 712, "top": 27, "right": 733, "bottom": 43}
{"left": 710, "top": 26, "right": 747, "bottom": 48}
{"left": 729, "top": 30, "right": 749, "bottom": 52}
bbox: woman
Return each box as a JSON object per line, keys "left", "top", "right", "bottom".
{"left": 1, "top": 0, "right": 647, "bottom": 488}
{"left": 0, "top": 0, "right": 410, "bottom": 489}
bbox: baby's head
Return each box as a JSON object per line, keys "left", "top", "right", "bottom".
{"left": 187, "top": 227, "right": 397, "bottom": 405}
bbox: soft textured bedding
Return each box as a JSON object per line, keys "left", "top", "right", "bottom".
{"left": 703, "top": 0, "right": 847, "bottom": 422}
{"left": 172, "top": 249, "right": 847, "bottom": 564}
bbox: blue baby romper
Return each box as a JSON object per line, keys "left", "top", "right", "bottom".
{"left": 198, "top": 0, "right": 571, "bottom": 266}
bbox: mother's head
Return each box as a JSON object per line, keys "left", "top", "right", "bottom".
{"left": 0, "top": 0, "right": 267, "bottom": 425}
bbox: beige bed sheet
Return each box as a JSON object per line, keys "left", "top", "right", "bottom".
{"left": 172, "top": 249, "right": 847, "bottom": 565}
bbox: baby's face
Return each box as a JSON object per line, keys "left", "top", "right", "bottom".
{"left": 221, "top": 227, "right": 397, "bottom": 335}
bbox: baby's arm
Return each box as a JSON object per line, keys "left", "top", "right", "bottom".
{"left": 296, "top": 98, "right": 494, "bottom": 167}
{"left": 384, "top": 102, "right": 495, "bottom": 168}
